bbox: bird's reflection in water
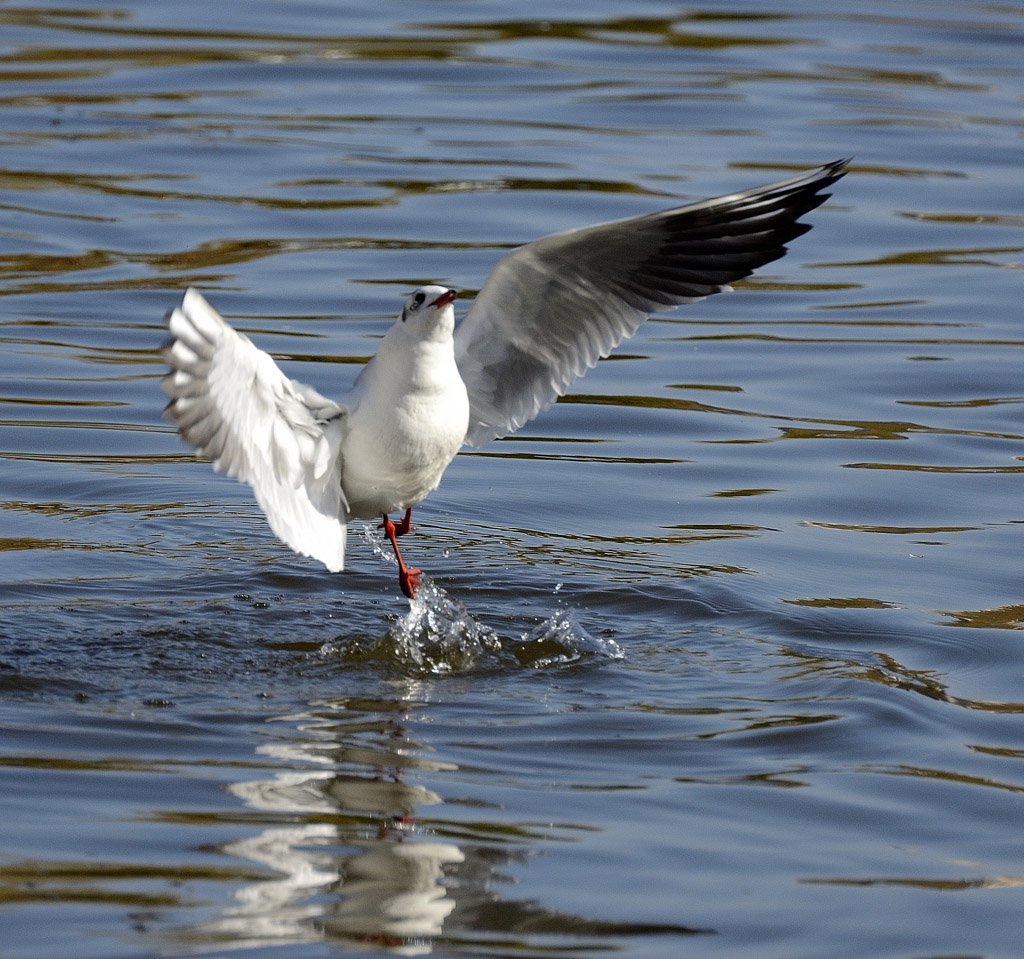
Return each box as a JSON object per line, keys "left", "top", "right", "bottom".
{"left": 195, "top": 696, "right": 710, "bottom": 954}
{"left": 203, "top": 698, "right": 463, "bottom": 955}
{"left": 324, "top": 828, "right": 464, "bottom": 951}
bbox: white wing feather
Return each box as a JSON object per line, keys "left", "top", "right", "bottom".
{"left": 162, "top": 289, "right": 349, "bottom": 571}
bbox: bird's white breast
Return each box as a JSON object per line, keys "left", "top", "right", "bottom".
{"left": 340, "top": 332, "right": 469, "bottom": 519}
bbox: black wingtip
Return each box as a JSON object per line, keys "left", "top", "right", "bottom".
{"left": 813, "top": 157, "right": 853, "bottom": 190}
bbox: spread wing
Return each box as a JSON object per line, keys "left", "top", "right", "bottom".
{"left": 454, "top": 159, "right": 849, "bottom": 446}
{"left": 161, "top": 288, "right": 349, "bottom": 571}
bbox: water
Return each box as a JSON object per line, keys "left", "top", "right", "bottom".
{"left": 2, "top": 1, "right": 1024, "bottom": 956}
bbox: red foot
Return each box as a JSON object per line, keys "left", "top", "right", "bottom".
{"left": 394, "top": 507, "right": 413, "bottom": 537}
{"left": 399, "top": 565, "right": 422, "bottom": 600}
{"left": 380, "top": 510, "right": 421, "bottom": 599}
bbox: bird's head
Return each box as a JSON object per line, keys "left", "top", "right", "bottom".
{"left": 398, "top": 285, "right": 459, "bottom": 342}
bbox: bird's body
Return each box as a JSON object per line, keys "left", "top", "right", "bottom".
{"left": 162, "top": 160, "right": 849, "bottom": 597}
{"left": 340, "top": 288, "right": 469, "bottom": 520}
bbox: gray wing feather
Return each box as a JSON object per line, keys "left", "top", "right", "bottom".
{"left": 454, "top": 159, "right": 849, "bottom": 446}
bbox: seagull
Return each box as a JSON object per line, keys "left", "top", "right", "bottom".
{"left": 162, "top": 159, "right": 849, "bottom": 599}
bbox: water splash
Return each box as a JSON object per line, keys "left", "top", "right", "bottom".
{"left": 382, "top": 575, "right": 506, "bottom": 674}
{"left": 325, "top": 526, "right": 624, "bottom": 675}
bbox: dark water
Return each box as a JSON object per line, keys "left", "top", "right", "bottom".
{"left": 2, "top": 2, "right": 1024, "bottom": 957}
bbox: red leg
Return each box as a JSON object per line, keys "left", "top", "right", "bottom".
{"left": 379, "top": 512, "right": 421, "bottom": 599}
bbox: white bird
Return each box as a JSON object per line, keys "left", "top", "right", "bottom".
{"left": 162, "top": 159, "right": 849, "bottom": 598}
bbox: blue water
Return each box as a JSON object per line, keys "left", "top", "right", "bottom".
{"left": 2, "top": 2, "right": 1024, "bottom": 957}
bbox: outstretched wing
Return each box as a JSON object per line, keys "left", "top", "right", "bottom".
{"left": 161, "top": 288, "right": 349, "bottom": 571}
{"left": 454, "top": 159, "right": 849, "bottom": 446}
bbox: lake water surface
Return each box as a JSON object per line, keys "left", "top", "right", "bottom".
{"left": 2, "top": 2, "right": 1024, "bottom": 957}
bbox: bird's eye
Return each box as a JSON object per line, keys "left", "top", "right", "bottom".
{"left": 411, "top": 291, "right": 426, "bottom": 310}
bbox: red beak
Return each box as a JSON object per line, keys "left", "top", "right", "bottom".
{"left": 430, "top": 289, "right": 458, "bottom": 309}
